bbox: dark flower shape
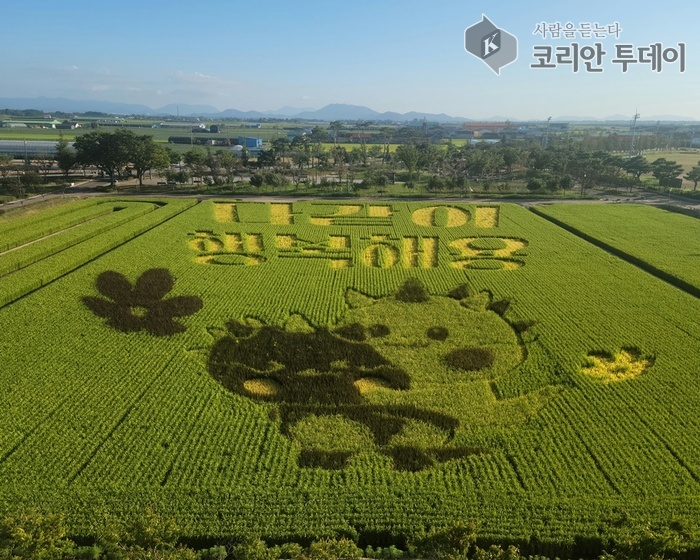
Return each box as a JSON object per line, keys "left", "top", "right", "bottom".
{"left": 82, "top": 268, "right": 203, "bottom": 336}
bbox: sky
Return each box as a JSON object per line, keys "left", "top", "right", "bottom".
{"left": 1, "top": 0, "right": 698, "bottom": 120}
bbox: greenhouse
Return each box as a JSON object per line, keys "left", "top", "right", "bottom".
{"left": 0, "top": 140, "right": 74, "bottom": 157}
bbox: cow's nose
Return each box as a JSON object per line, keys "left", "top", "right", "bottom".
{"left": 444, "top": 347, "right": 494, "bottom": 371}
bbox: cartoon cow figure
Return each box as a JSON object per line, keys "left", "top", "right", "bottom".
{"left": 208, "top": 279, "right": 531, "bottom": 471}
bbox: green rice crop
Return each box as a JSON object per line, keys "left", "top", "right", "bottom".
{"left": 0, "top": 201, "right": 698, "bottom": 557}
{"left": 533, "top": 203, "right": 700, "bottom": 292}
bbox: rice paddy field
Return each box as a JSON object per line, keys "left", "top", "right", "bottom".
{"left": 0, "top": 199, "right": 699, "bottom": 557}
{"left": 533, "top": 204, "right": 700, "bottom": 295}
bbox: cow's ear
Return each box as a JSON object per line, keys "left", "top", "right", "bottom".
{"left": 460, "top": 291, "right": 491, "bottom": 312}
{"left": 285, "top": 314, "right": 315, "bottom": 333}
{"left": 345, "top": 289, "right": 377, "bottom": 309}
{"left": 447, "top": 284, "right": 470, "bottom": 301}
{"left": 225, "top": 320, "right": 254, "bottom": 338}
{"left": 395, "top": 278, "right": 429, "bottom": 303}
{"left": 206, "top": 326, "right": 228, "bottom": 340}
{"left": 488, "top": 297, "right": 511, "bottom": 316}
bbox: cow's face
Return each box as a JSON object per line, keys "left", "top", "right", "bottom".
{"left": 205, "top": 280, "right": 533, "bottom": 471}
{"left": 337, "top": 290, "right": 525, "bottom": 389}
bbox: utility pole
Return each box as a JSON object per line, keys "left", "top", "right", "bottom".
{"left": 541, "top": 117, "right": 552, "bottom": 149}
{"left": 629, "top": 110, "right": 640, "bottom": 155}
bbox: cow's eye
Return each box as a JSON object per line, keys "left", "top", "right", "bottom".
{"left": 427, "top": 326, "right": 449, "bottom": 341}
{"left": 335, "top": 323, "right": 366, "bottom": 341}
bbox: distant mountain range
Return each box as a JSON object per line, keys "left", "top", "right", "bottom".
{"left": 0, "top": 97, "right": 472, "bottom": 122}
{"left": 0, "top": 97, "right": 696, "bottom": 123}
{"left": 554, "top": 114, "right": 698, "bottom": 123}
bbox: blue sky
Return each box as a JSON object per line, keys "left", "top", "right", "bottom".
{"left": 1, "top": 0, "right": 697, "bottom": 119}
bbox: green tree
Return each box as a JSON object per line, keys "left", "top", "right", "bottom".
{"left": 164, "top": 146, "right": 181, "bottom": 166}
{"left": 500, "top": 146, "right": 521, "bottom": 174}
{"left": 574, "top": 150, "right": 626, "bottom": 191}
{"left": 257, "top": 149, "right": 277, "bottom": 169}
{"left": 92, "top": 508, "right": 195, "bottom": 560}
{"left": 330, "top": 146, "right": 347, "bottom": 166}
{"left": 310, "top": 143, "right": 327, "bottom": 183}
{"left": 0, "top": 153, "right": 13, "bottom": 180}
{"left": 248, "top": 173, "right": 263, "bottom": 188}
{"left": 74, "top": 129, "right": 134, "bottom": 186}
{"left": 472, "top": 545, "right": 521, "bottom": 560}
{"left": 291, "top": 134, "right": 310, "bottom": 153}
{"left": 309, "top": 125, "right": 329, "bottom": 144}
{"left": 622, "top": 155, "right": 652, "bottom": 182}
{"left": 205, "top": 148, "right": 222, "bottom": 185}
{"left": 395, "top": 143, "right": 419, "bottom": 182}
{"left": 21, "top": 169, "right": 42, "bottom": 190}
{"left": 379, "top": 126, "right": 395, "bottom": 163}
{"left": 240, "top": 146, "right": 250, "bottom": 167}
{"left": 526, "top": 145, "right": 552, "bottom": 171}
{"left": 303, "top": 538, "right": 363, "bottom": 560}
{"left": 216, "top": 149, "right": 241, "bottom": 186}
{"left": 292, "top": 150, "right": 310, "bottom": 170}
{"left": 362, "top": 165, "right": 389, "bottom": 191}
{"left": 416, "top": 143, "right": 439, "bottom": 180}
{"left": 329, "top": 120, "right": 344, "bottom": 145}
{"left": 55, "top": 133, "right": 76, "bottom": 180}
{"left": 0, "top": 510, "right": 76, "bottom": 559}
{"left": 0, "top": 154, "right": 20, "bottom": 196}
{"left": 34, "top": 152, "right": 55, "bottom": 182}
{"left": 165, "top": 169, "right": 190, "bottom": 187}
{"left": 183, "top": 148, "right": 207, "bottom": 184}
{"left": 408, "top": 521, "right": 477, "bottom": 560}
{"left": 130, "top": 135, "right": 170, "bottom": 186}
{"left": 464, "top": 148, "right": 489, "bottom": 179}
{"left": 684, "top": 164, "right": 700, "bottom": 190}
{"left": 271, "top": 137, "right": 290, "bottom": 156}
{"left": 426, "top": 174, "right": 446, "bottom": 192}
{"left": 153, "top": 145, "right": 173, "bottom": 176}
{"left": 651, "top": 158, "right": 684, "bottom": 187}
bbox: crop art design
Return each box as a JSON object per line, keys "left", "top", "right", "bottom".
{"left": 208, "top": 278, "right": 536, "bottom": 471}
{"left": 82, "top": 268, "right": 203, "bottom": 336}
{"left": 582, "top": 347, "right": 654, "bottom": 383}
{"left": 190, "top": 203, "right": 524, "bottom": 271}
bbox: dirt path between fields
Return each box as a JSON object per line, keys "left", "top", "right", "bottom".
{"left": 3, "top": 182, "right": 700, "bottom": 215}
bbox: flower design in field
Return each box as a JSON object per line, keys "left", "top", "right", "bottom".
{"left": 83, "top": 268, "right": 203, "bottom": 336}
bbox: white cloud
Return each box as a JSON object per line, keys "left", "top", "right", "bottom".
{"left": 173, "top": 70, "right": 240, "bottom": 88}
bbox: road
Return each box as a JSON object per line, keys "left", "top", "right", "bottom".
{"left": 3, "top": 179, "right": 700, "bottom": 215}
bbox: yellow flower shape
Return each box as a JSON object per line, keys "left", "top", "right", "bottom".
{"left": 583, "top": 349, "right": 652, "bottom": 383}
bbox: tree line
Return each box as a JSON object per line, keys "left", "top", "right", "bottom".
{"left": 241, "top": 134, "right": 700, "bottom": 194}
{"left": 1, "top": 130, "right": 699, "bottom": 197}
{"left": 1, "top": 510, "right": 697, "bottom": 559}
